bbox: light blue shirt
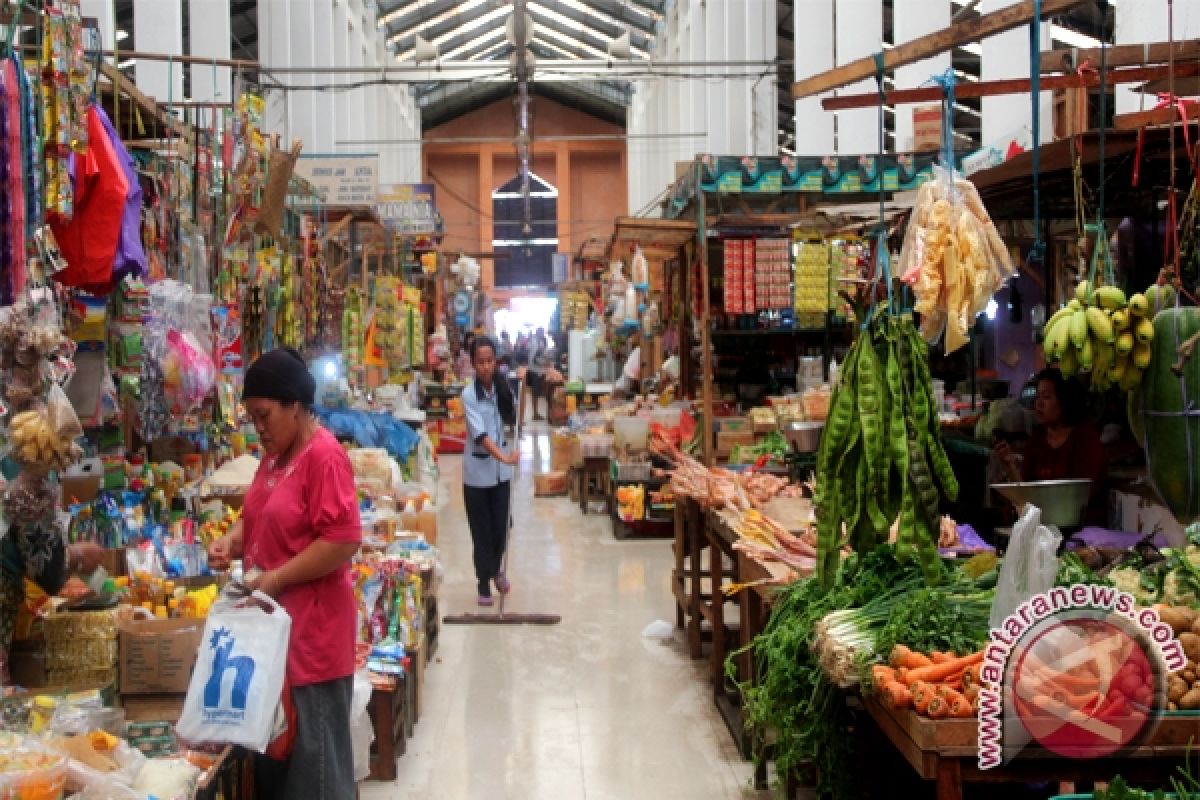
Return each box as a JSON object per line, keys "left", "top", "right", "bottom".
{"left": 462, "top": 379, "right": 514, "bottom": 487}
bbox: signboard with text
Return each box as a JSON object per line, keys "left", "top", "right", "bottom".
{"left": 378, "top": 183, "right": 440, "bottom": 234}
{"left": 294, "top": 155, "right": 379, "bottom": 206}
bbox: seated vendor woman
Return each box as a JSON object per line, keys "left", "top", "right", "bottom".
{"left": 994, "top": 367, "right": 1107, "bottom": 525}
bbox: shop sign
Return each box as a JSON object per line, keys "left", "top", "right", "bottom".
{"left": 294, "top": 154, "right": 379, "bottom": 206}
{"left": 378, "top": 183, "right": 441, "bottom": 234}
{"left": 962, "top": 125, "right": 1033, "bottom": 177}
{"left": 912, "top": 105, "right": 943, "bottom": 153}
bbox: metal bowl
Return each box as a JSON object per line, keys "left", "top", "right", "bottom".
{"left": 782, "top": 421, "right": 824, "bottom": 453}
{"left": 989, "top": 479, "right": 1092, "bottom": 528}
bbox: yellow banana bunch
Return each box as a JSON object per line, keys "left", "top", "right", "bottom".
{"left": 8, "top": 409, "right": 83, "bottom": 470}
{"left": 1042, "top": 280, "right": 1156, "bottom": 393}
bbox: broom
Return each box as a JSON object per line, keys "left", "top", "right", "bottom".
{"left": 444, "top": 377, "right": 561, "bottom": 626}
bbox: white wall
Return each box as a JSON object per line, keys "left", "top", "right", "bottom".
{"left": 627, "top": 0, "right": 778, "bottom": 215}
{"left": 1115, "top": 0, "right": 1200, "bottom": 115}
{"left": 894, "top": 1, "right": 952, "bottom": 151}
{"left": 980, "top": 0, "right": 1053, "bottom": 146}
{"left": 258, "top": 0, "right": 421, "bottom": 184}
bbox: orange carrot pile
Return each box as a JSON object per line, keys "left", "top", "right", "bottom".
{"left": 873, "top": 645, "right": 985, "bottom": 718}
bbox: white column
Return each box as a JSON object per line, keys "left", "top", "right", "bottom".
{"left": 705, "top": 0, "right": 728, "bottom": 155}
{"left": 260, "top": 0, "right": 292, "bottom": 141}
{"left": 312, "top": 0, "right": 335, "bottom": 153}
{"left": 747, "top": 0, "right": 776, "bottom": 155}
{"left": 834, "top": 0, "right": 883, "bottom": 154}
{"left": 723, "top": 0, "right": 748, "bottom": 153}
{"left": 980, "top": 0, "right": 1051, "bottom": 145}
{"left": 133, "top": 0, "right": 183, "bottom": 103}
{"left": 334, "top": 2, "right": 351, "bottom": 155}
{"left": 894, "top": 1, "right": 952, "bottom": 152}
{"left": 188, "top": 0, "right": 231, "bottom": 105}
{"left": 80, "top": 0, "right": 116, "bottom": 54}
{"left": 688, "top": 1, "right": 707, "bottom": 164}
{"left": 794, "top": 0, "right": 834, "bottom": 155}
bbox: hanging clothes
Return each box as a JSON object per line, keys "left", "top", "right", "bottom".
{"left": 14, "top": 54, "right": 41, "bottom": 253}
{"left": 49, "top": 104, "right": 128, "bottom": 292}
{"left": 93, "top": 104, "right": 147, "bottom": 288}
{"left": 0, "top": 57, "right": 26, "bottom": 305}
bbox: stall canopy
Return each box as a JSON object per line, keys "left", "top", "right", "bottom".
{"left": 608, "top": 217, "right": 696, "bottom": 262}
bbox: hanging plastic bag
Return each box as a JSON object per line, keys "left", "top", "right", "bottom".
{"left": 350, "top": 669, "right": 374, "bottom": 781}
{"left": 46, "top": 382, "right": 83, "bottom": 442}
{"left": 176, "top": 590, "right": 292, "bottom": 753}
{"left": 988, "top": 503, "right": 1062, "bottom": 628}
{"left": 161, "top": 330, "right": 217, "bottom": 415}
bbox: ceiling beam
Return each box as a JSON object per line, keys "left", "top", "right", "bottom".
{"left": 532, "top": 0, "right": 652, "bottom": 53}
{"left": 629, "top": 0, "right": 664, "bottom": 14}
{"left": 451, "top": 28, "right": 508, "bottom": 62}
{"left": 531, "top": 31, "right": 593, "bottom": 62}
{"left": 390, "top": 0, "right": 509, "bottom": 52}
{"left": 575, "top": 0, "right": 657, "bottom": 36}
{"left": 382, "top": 0, "right": 458, "bottom": 39}
{"left": 1039, "top": 39, "right": 1200, "bottom": 73}
{"left": 527, "top": 4, "right": 624, "bottom": 59}
{"left": 793, "top": 0, "right": 1090, "bottom": 98}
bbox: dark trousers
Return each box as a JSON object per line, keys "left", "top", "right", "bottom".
{"left": 255, "top": 676, "right": 355, "bottom": 800}
{"left": 463, "top": 480, "right": 511, "bottom": 594}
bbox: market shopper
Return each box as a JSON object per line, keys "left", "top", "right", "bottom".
{"left": 994, "top": 367, "right": 1108, "bottom": 524}
{"left": 523, "top": 327, "right": 551, "bottom": 421}
{"left": 1, "top": 533, "right": 104, "bottom": 684}
{"left": 462, "top": 336, "right": 519, "bottom": 606}
{"left": 456, "top": 331, "right": 476, "bottom": 380}
{"left": 206, "top": 347, "right": 360, "bottom": 800}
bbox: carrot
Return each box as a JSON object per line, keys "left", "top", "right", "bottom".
{"left": 964, "top": 684, "right": 981, "bottom": 704}
{"left": 890, "top": 645, "right": 913, "bottom": 669}
{"left": 871, "top": 665, "right": 897, "bottom": 687}
{"left": 1022, "top": 658, "right": 1101, "bottom": 693}
{"left": 962, "top": 663, "right": 983, "bottom": 691}
{"left": 905, "top": 651, "right": 934, "bottom": 669}
{"left": 950, "top": 693, "right": 976, "bottom": 718}
{"left": 903, "top": 651, "right": 984, "bottom": 686}
{"left": 912, "top": 681, "right": 936, "bottom": 714}
{"left": 930, "top": 651, "right": 954, "bottom": 664}
{"left": 926, "top": 696, "right": 950, "bottom": 719}
{"left": 881, "top": 681, "right": 913, "bottom": 709}
{"left": 937, "top": 684, "right": 963, "bottom": 702}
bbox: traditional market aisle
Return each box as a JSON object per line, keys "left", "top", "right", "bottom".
{"left": 361, "top": 426, "right": 767, "bottom": 800}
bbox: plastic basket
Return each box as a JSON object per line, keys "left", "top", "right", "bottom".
{"left": 579, "top": 434, "right": 613, "bottom": 459}
{"left": 613, "top": 462, "right": 653, "bottom": 482}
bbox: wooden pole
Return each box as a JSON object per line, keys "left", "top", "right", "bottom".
{"left": 697, "top": 161, "right": 714, "bottom": 468}
{"left": 792, "top": 0, "right": 1089, "bottom": 99}
{"left": 820, "top": 59, "right": 1200, "bottom": 111}
{"left": 1115, "top": 102, "right": 1200, "bottom": 131}
{"left": 1039, "top": 39, "right": 1200, "bottom": 73}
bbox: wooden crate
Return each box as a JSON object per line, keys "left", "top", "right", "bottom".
{"left": 366, "top": 676, "right": 410, "bottom": 781}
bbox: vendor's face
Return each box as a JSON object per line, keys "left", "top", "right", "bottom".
{"left": 473, "top": 344, "right": 497, "bottom": 385}
{"left": 1034, "top": 380, "right": 1063, "bottom": 427}
{"left": 246, "top": 398, "right": 302, "bottom": 455}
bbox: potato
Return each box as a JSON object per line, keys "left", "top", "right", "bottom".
{"left": 1184, "top": 670, "right": 1198, "bottom": 685}
{"left": 1169, "top": 701, "right": 1179, "bottom": 712}
{"left": 1180, "top": 687, "right": 1200, "bottom": 710}
{"left": 1161, "top": 607, "right": 1192, "bottom": 637}
{"left": 1193, "top": 616, "right": 1200, "bottom": 636}
{"left": 1180, "top": 632, "right": 1200, "bottom": 665}
{"left": 1168, "top": 676, "right": 1190, "bottom": 704}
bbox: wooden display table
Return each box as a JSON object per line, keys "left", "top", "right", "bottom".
{"left": 704, "top": 511, "right": 747, "bottom": 754}
{"left": 366, "top": 673, "right": 415, "bottom": 781}
{"left": 863, "top": 694, "right": 1197, "bottom": 800}
{"left": 671, "top": 497, "right": 712, "bottom": 659}
{"left": 193, "top": 746, "right": 252, "bottom": 800}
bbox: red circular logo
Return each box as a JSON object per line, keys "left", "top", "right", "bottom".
{"left": 1009, "top": 615, "right": 1161, "bottom": 759}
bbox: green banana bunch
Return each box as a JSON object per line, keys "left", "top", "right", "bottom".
{"left": 1042, "top": 279, "right": 1158, "bottom": 393}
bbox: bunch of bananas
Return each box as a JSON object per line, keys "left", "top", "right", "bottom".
{"left": 8, "top": 410, "right": 82, "bottom": 470}
{"left": 1042, "top": 280, "right": 1159, "bottom": 392}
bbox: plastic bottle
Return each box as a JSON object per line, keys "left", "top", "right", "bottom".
{"left": 416, "top": 503, "right": 437, "bottom": 544}
{"left": 400, "top": 499, "right": 418, "bottom": 533}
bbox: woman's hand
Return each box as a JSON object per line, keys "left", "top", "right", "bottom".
{"left": 502, "top": 449, "right": 520, "bottom": 467}
{"left": 67, "top": 542, "right": 105, "bottom": 575}
{"left": 993, "top": 440, "right": 1020, "bottom": 481}
{"left": 244, "top": 568, "right": 284, "bottom": 599}
{"left": 207, "top": 521, "right": 244, "bottom": 571}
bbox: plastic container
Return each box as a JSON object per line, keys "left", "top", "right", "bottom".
{"left": 0, "top": 747, "right": 68, "bottom": 800}
{"left": 613, "top": 416, "right": 649, "bottom": 453}
{"left": 649, "top": 407, "right": 680, "bottom": 429}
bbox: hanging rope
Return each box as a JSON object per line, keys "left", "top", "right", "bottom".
{"left": 928, "top": 68, "right": 958, "bottom": 171}
{"left": 1027, "top": 0, "right": 1045, "bottom": 266}
{"left": 872, "top": 51, "right": 895, "bottom": 319}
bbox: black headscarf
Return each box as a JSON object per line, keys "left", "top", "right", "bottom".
{"left": 243, "top": 348, "right": 317, "bottom": 406}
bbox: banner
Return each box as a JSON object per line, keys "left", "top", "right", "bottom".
{"left": 378, "top": 183, "right": 440, "bottom": 234}
{"left": 294, "top": 155, "right": 379, "bottom": 206}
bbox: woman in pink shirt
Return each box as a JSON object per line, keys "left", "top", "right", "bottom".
{"left": 208, "top": 348, "right": 361, "bottom": 800}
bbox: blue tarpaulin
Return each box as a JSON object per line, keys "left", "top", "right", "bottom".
{"left": 313, "top": 406, "right": 420, "bottom": 462}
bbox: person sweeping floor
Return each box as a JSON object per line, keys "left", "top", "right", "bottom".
{"left": 460, "top": 335, "right": 519, "bottom": 606}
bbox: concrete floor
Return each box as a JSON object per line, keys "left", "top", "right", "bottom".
{"left": 360, "top": 426, "right": 767, "bottom": 799}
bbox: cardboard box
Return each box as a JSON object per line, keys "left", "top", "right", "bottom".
{"left": 912, "top": 105, "right": 943, "bottom": 153}
{"left": 716, "top": 416, "right": 751, "bottom": 434}
{"left": 716, "top": 431, "right": 754, "bottom": 459}
{"left": 121, "top": 694, "right": 186, "bottom": 723}
{"left": 149, "top": 436, "right": 197, "bottom": 465}
{"left": 119, "top": 617, "right": 205, "bottom": 695}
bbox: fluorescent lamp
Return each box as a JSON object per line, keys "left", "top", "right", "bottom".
{"left": 116, "top": 29, "right": 129, "bottom": 42}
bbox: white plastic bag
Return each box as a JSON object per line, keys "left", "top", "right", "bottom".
{"left": 989, "top": 504, "right": 1062, "bottom": 628}
{"left": 176, "top": 590, "right": 292, "bottom": 753}
{"left": 350, "top": 669, "right": 375, "bottom": 781}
